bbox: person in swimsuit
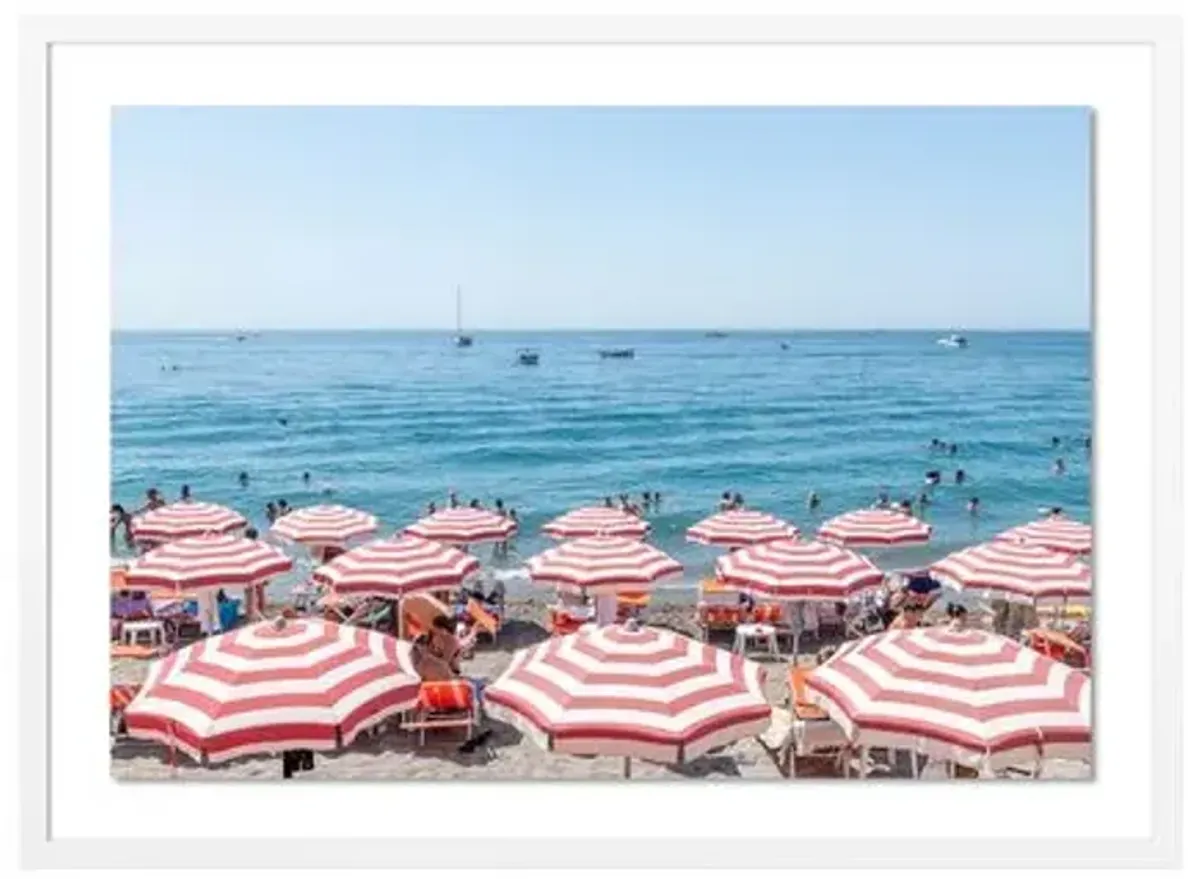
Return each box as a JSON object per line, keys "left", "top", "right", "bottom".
{"left": 110, "top": 504, "right": 134, "bottom": 550}
{"left": 412, "top": 615, "right": 464, "bottom": 682}
{"left": 138, "top": 487, "right": 165, "bottom": 514}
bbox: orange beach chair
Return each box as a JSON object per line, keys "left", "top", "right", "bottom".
{"left": 110, "top": 684, "right": 141, "bottom": 736}
{"left": 402, "top": 680, "right": 477, "bottom": 746}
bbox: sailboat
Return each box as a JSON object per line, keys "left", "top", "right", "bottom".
{"left": 454, "top": 286, "right": 473, "bottom": 348}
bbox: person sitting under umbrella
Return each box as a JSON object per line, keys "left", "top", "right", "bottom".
{"left": 902, "top": 572, "right": 942, "bottom": 610}
{"left": 412, "top": 615, "right": 474, "bottom": 682}
{"left": 944, "top": 602, "right": 969, "bottom": 631}
{"left": 889, "top": 600, "right": 927, "bottom": 630}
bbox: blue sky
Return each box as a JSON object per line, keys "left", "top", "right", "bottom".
{"left": 112, "top": 106, "right": 1091, "bottom": 330}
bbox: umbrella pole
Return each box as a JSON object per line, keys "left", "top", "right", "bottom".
{"left": 622, "top": 756, "right": 632, "bottom": 779}
{"left": 858, "top": 746, "right": 868, "bottom": 779}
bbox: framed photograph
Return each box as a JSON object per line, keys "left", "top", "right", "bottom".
{"left": 18, "top": 12, "right": 1182, "bottom": 870}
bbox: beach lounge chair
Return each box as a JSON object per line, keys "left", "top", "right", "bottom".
{"left": 749, "top": 604, "right": 784, "bottom": 626}
{"left": 785, "top": 665, "right": 848, "bottom": 777}
{"left": 465, "top": 598, "right": 500, "bottom": 644}
{"left": 548, "top": 607, "right": 587, "bottom": 637}
{"left": 109, "top": 684, "right": 141, "bottom": 737}
{"left": 616, "top": 591, "right": 650, "bottom": 622}
{"left": 696, "top": 603, "right": 742, "bottom": 642}
{"left": 402, "top": 680, "right": 477, "bottom": 746}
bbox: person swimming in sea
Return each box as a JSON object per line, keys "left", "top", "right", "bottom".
{"left": 925, "top": 470, "right": 941, "bottom": 487}
{"left": 652, "top": 491, "right": 662, "bottom": 509}
{"left": 180, "top": 484, "right": 192, "bottom": 502}
{"left": 967, "top": 497, "right": 980, "bottom": 516}
{"left": 302, "top": 471, "right": 311, "bottom": 486}
{"left": 265, "top": 501, "right": 279, "bottom": 524}
{"left": 948, "top": 443, "right": 958, "bottom": 455}
{"left": 807, "top": 490, "right": 821, "bottom": 512}
{"left": 448, "top": 491, "right": 460, "bottom": 509}
{"left": 1053, "top": 458, "right": 1067, "bottom": 476}
{"left": 426, "top": 501, "right": 437, "bottom": 516}
{"left": 277, "top": 417, "right": 289, "bottom": 427}
{"left": 875, "top": 489, "right": 890, "bottom": 509}
{"left": 954, "top": 469, "right": 966, "bottom": 485}
{"left": 917, "top": 491, "right": 931, "bottom": 511}
{"left": 109, "top": 504, "right": 134, "bottom": 550}
{"left": 930, "top": 438, "right": 943, "bottom": 451}
{"left": 494, "top": 499, "right": 510, "bottom": 555}
{"left": 238, "top": 471, "right": 250, "bottom": 488}
{"left": 898, "top": 498, "right": 913, "bottom": 514}
{"left": 1051, "top": 436, "right": 1061, "bottom": 448}
{"left": 603, "top": 496, "right": 614, "bottom": 508}
{"left": 137, "top": 487, "right": 165, "bottom": 514}
{"left": 732, "top": 492, "right": 745, "bottom": 510}
{"left": 718, "top": 492, "right": 733, "bottom": 511}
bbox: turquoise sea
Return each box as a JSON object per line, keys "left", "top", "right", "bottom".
{"left": 111, "top": 331, "right": 1092, "bottom": 596}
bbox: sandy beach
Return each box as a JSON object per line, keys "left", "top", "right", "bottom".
{"left": 110, "top": 598, "right": 1091, "bottom": 782}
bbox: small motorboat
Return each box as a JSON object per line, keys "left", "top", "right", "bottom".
{"left": 516, "top": 349, "right": 540, "bottom": 366}
{"left": 704, "top": 331, "right": 729, "bottom": 338}
{"left": 779, "top": 341, "right": 791, "bottom": 351}
{"left": 937, "top": 334, "right": 968, "bottom": 348}
{"left": 599, "top": 348, "right": 635, "bottom": 359}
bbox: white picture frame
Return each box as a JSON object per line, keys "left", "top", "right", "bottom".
{"left": 17, "top": 12, "right": 1182, "bottom": 869}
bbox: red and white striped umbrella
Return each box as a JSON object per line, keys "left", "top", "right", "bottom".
{"left": 484, "top": 624, "right": 771, "bottom": 769}
{"left": 686, "top": 509, "right": 799, "bottom": 548}
{"left": 804, "top": 627, "right": 1092, "bottom": 772}
{"left": 817, "top": 509, "right": 933, "bottom": 548}
{"left": 543, "top": 506, "right": 650, "bottom": 540}
{"left": 998, "top": 516, "right": 1092, "bottom": 555}
{"left": 270, "top": 504, "right": 379, "bottom": 548}
{"left": 401, "top": 507, "right": 517, "bottom": 545}
{"left": 525, "top": 537, "right": 683, "bottom": 595}
{"left": 130, "top": 502, "right": 247, "bottom": 544}
{"left": 313, "top": 536, "right": 480, "bottom": 599}
{"left": 125, "top": 534, "right": 292, "bottom": 593}
{"left": 123, "top": 617, "right": 421, "bottom": 763}
{"left": 715, "top": 538, "right": 884, "bottom": 600}
{"left": 930, "top": 541, "right": 1092, "bottom": 605}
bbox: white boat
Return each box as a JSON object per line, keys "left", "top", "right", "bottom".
{"left": 454, "top": 286, "right": 473, "bottom": 348}
{"left": 937, "top": 334, "right": 968, "bottom": 348}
